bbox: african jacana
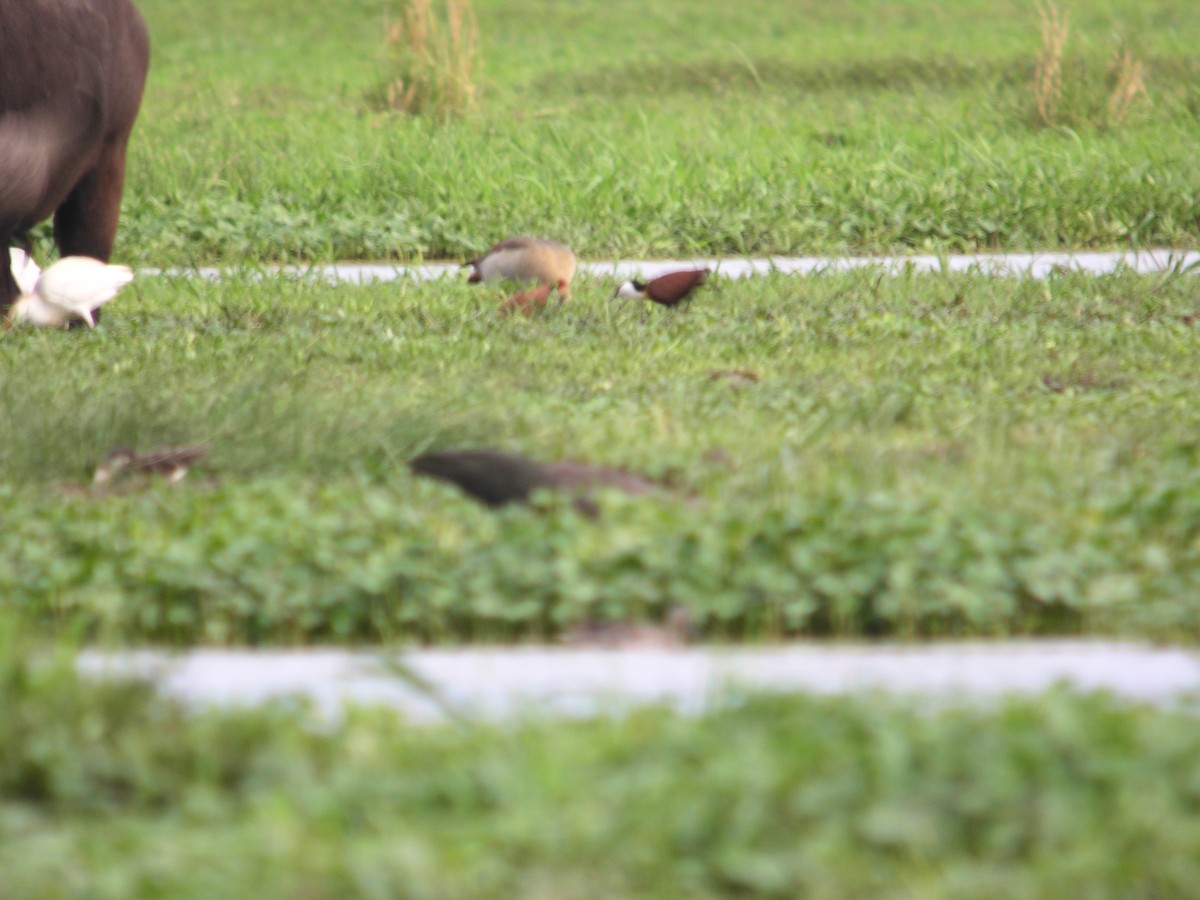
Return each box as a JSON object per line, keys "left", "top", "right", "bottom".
{"left": 464, "top": 236, "right": 577, "bottom": 299}
{"left": 612, "top": 268, "right": 710, "bottom": 308}
{"left": 5, "top": 255, "right": 133, "bottom": 329}
{"left": 93, "top": 445, "right": 210, "bottom": 485}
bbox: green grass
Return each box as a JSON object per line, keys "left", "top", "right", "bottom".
{"left": 3, "top": 269, "right": 1200, "bottom": 644}
{"left": 57, "top": 0, "right": 1200, "bottom": 266}
{"left": 3, "top": 628, "right": 1200, "bottom": 898}
{"left": 8, "top": 3, "right": 1200, "bottom": 885}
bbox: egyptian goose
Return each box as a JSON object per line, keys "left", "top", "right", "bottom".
{"left": 499, "top": 282, "right": 554, "bottom": 317}
{"left": 464, "top": 236, "right": 577, "bottom": 299}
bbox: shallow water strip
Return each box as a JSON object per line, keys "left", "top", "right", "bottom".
{"left": 146, "top": 249, "right": 1200, "bottom": 285}
{"left": 78, "top": 641, "right": 1200, "bottom": 722}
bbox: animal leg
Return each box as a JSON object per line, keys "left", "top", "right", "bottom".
{"left": 0, "top": 214, "right": 33, "bottom": 310}
{"left": 53, "top": 138, "right": 130, "bottom": 261}
{"left": 0, "top": 248, "right": 18, "bottom": 312}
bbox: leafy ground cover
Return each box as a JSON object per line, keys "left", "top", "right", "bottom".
{"left": 2, "top": 629, "right": 1199, "bottom": 898}
{"left": 51, "top": 0, "right": 1199, "bottom": 265}
{"left": 7, "top": 3, "right": 1200, "bottom": 889}
{"left": 3, "top": 268, "right": 1198, "bottom": 644}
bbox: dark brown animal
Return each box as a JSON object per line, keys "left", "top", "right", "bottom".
{"left": 0, "top": 0, "right": 150, "bottom": 317}
{"left": 409, "top": 449, "right": 660, "bottom": 516}
{"left": 612, "top": 269, "right": 710, "bottom": 308}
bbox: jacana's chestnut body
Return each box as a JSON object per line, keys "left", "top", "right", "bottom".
{"left": 613, "top": 268, "right": 710, "bottom": 307}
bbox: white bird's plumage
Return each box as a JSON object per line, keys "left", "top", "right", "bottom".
{"left": 9, "top": 294, "right": 67, "bottom": 327}
{"left": 614, "top": 281, "right": 642, "bottom": 299}
{"left": 9, "top": 247, "right": 42, "bottom": 296}
{"left": 6, "top": 255, "right": 134, "bottom": 329}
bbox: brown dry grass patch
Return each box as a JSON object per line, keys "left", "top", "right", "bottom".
{"left": 1032, "top": 2, "right": 1149, "bottom": 129}
{"left": 1034, "top": 1, "right": 1069, "bottom": 126}
{"left": 382, "top": 0, "right": 478, "bottom": 116}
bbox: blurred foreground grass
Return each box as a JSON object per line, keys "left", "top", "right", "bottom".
{"left": 2, "top": 623, "right": 1199, "bottom": 898}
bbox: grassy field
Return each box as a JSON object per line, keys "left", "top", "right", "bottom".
{"left": 57, "top": 0, "right": 1199, "bottom": 264}
{"left": 3, "top": 267, "right": 1199, "bottom": 644}
{"left": 6, "top": 3, "right": 1200, "bottom": 892}
{"left": 3, "top": 633, "right": 1200, "bottom": 899}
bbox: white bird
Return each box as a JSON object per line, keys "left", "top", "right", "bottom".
{"left": 5, "top": 255, "right": 134, "bottom": 330}
{"left": 9, "top": 247, "right": 42, "bottom": 296}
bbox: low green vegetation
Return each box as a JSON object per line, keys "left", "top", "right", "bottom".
{"left": 59, "top": 0, "right": 1200, "bottom": 265}
{"left": 3, "top": 268, "right": 1198, "bottom": 644}
{"left": 2, "top": 630, "right": 1199, "bottom": 898}
{"left": 6, "top": 2, "right": 1200, "bottom": 889}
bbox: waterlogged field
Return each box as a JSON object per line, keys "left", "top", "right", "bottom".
{"left": 2, "top": 268, "right": 1198, "bottom": 644}
{"left": 73, "top": 0, "right": 1200, "bottom": 264}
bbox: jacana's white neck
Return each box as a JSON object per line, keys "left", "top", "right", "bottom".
{"left": 615, "top": 281, "right": 643, "bottom": 299}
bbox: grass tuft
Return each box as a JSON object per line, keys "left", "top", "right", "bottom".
{"left": 1031, "top": 2, "right": 1150, "bottom": 130}
{"left": 1107, "top": 46, "right": 1149, "bottom": 125}
{"left": 1034, "top": 1, "right": 1069, "bottom": 126}
{"left": 374, "top": 0, "right": 478, "bottom": 116}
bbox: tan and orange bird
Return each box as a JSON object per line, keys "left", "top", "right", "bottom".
{"left": 498, "top": 282, "right": 555, "bottom": 317}
{"left": 464, "top": 236, "right": 577, "bottom": 300}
